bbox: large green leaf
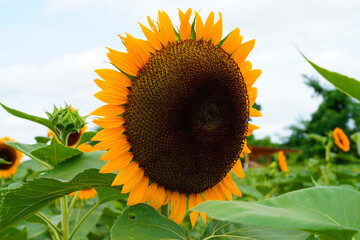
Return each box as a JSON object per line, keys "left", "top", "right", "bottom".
{"left": 194, "top": 187, "right": 360, "bottom": 240}
{"left": 199, "top": 219, "right": 310, "bottom": 240}
{"left": 111, "top": 204, "right": 186, "bottom": 240}
{"left": 31, "top": 138, "right": 83, "bottom": 166}
{"left": 0, "top": 227, "right": 27, "bottom": 240}
{"left": 0, "top": 103, "right": 54, "bottom": 131}
{"left": 42, "top": 151, "right": 105, "bottom": 181}
{"left": 302, "top": 54, "right": 360, "bottom": 101}
{"left": 0, "top": 169, "right": 116, "bottom": 231}
{"left": 96, "top": 187, "right": 124, "bottom": 205}
{"left": 75, "top": 131, "right": 97, "bottom": 147}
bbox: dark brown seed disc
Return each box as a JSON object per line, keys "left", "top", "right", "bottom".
{"left": 0, "top": 145, "right": 17, "bottom": 170}
{"left": 124, "top": 40, "right": 249, "bottom": 193}
{"left": 67, "top": 132, "right": 81, "bottom": 147}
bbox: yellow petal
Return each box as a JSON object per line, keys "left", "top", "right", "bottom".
{"left": 173, "top": 193, "right": 187, "bottom": 224}
{"left": 195, "top": 193, "right": 206, "bottom": 224}
{"left": 163, "top": 190, "right": 172, "bottom": 205}
{"left": 92, "top": 127, "right": 125, "bottom": 141}
{"left": 90, "top": 104, "right": 125, "bottom": 116}
{"left": 148, "top": 185, "right": 166, "bottom": 210}
{"left": 248, "top": 87, "right": 257, "bottom": 106}
{"left": 170, "top": 191, "right": 180, "bottom": 219}
{"left": 121, "top": 167, "right": 144, "bottom": 193}
{"left": 232, "top": 39, "right": 255, "bottom": 64}
{"left": 195, "top": 11, "right": 204, "bottom": 41}
{"left": 158, "top": 10, "right": 176, "bottom": 45}
{"left": 139, "top": 23, "right": 162, "bottom": 50}
{"left": 202, "top": 12, "right": 214, "bottom": 41}
{"left": 219, "top": 181, "right": 232, "bottom": 201}
{"left": 93, "top": 116, "right": 125, "bottom": 128}
{"left": 188, "top": 193, "right": 198, "bottom": 229}
{"left": 111, "top": 162, "right": 140, "bottom": 186}
{"left": 142, "top": 182, "right": 158, "bottom": 203}
{"left": 94, "top": 90, "right": 128, "bottom": 105}
{"left": 211, "top": 13, "right": 222, "bottom": 45}
{"left": 249, "top": 107, "right": 262, "bottom": 117}
{"left": 99, "top": 152, "right": 133, "bottom": 173}
{"left": 222, "top": 172, "right": 242, "bottom": 197}
{"left": 127, "top": 176, "right": 149, "bottom": 206}
{"left": 221, "top": 28, "right": 240, "bottom": 54}
{"left": 95, "top": 68, "right": 132, "bottom": 87}
{"left": 94, "top": 79, "right": 129, "bottom": 94}
{"left": 212, "top": 184, "right": 226, "bottom": 200}
{"left": 99, "top": 143, "right": 131, "bottom": 161}
{"left": 248, "top": 123, "right": 260, "bottom": 130}
{"left": 179, "top": 8, "right": 192, "bottom": 40}
{"left": 106, "top": 50, "right": 139, "bottom": 76}
{"left": 238, "top": 60, "right": 252, "bottom": 74}
{"left": 232, "top": 160, "right": 245, "bottom": 178}
{"left": 244, "top": 69, "right": 262, "bottom": 89}
{"left": 95, "top": 136, "right": 129, "bottom": 150}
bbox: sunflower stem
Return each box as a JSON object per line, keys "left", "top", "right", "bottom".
{"left": 61, "top": 196, "right": 69, "bottom": 240}
{"left": 37, "top": 212, "right": 62, "bottom": 236}
{"left": 69, "top": 203, "right": 99, "bottom": 240}
{"left": 160, "top": 204, "right": 169, "bottom": 218}
{"left": 67, "top": 191, "right": 79, "bottom": 217}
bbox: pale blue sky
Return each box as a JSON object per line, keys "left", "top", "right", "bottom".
{"left": 1, "top": 0, "right": 360, "bottom": 144}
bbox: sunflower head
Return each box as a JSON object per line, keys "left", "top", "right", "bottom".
{"left": 92, "top": 9, "right": 261, "bottom": 227}
{"left": 277, "top": 151, "right": 289, "bottom": 174}
{"left": 0, "top": 137, "right": 23, "bottom": 179}
{"left": 333, "top": 127, "right": 350, "bottom": 152}
{"left": 69, "top": 188, "right": 97, "bottom": 200}
{"left": 47, "top": 105, "right": 86, "bottom": 144}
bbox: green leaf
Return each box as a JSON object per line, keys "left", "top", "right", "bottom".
{"left": 0, "top": 169, "right": 116, "bottom": 231}
{"left": 0, "top": 158, "right": 11, "bottom": 164}
{"left": 0, "top": 227, "right": 27, "bottom": 240}
{"left": 42, "top": 151, "right": 105, "bottom": 181}
{"left": 31, "top": 138, "right": 83, "bottom": 167}
{"left": 0, "top": 103, "right": 55, "bottom": 132}
{"left": 96, "top": 187, "right": 124, "bottom": 205}
{"left": 69, "top": 205, "right": 104, "bottom": 240}
{"left": 111, "top": 204, "right": 186, "bottom": 240}
{"left": 75, "top": 131, "right": 97, "bottom": 147}
{"left": 199, "top": 219, "right": 310, "bottom": 240}
{"left": 35, "top": 136, "right": 50, "bottom": 144}
{"left": 351, "top": 132, "right": 360, "bottom": 156}
{"left": 306, "top": 133, "right": 327, "bottom": 146}
{"left": 194, "top": 186, "right": 360, "bottom": 240}
{"left": 301, "top": 53, "right": 360, "bottom": 101}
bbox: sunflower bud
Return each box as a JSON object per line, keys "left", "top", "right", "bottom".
{"left": 47, "top": 105, "right": 86, "bottom": 145}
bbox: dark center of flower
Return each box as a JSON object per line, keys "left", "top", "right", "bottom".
{"left": 67, "top": 132, "right": 81, "bottom": 147}
{"left": 0, "top": 146, "right": 17, "bottom": 170}
{"left": 125, "top": 40, "right": 249, "bottom": 193}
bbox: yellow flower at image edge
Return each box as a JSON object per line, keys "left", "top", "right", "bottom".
{"left": 0, "top": 137, "right": 23, "bottom": 179}
{"left": 69, "top": 188, "right": 97, "bottom": 200}
{"left": 333, "top": 127, "right": 350, "bottom": 152}
{"left": 92, "top": 9, "right": 262, "bottom": 227}
{"left": 277, "top": 151, "right": 289, "bottom": 174}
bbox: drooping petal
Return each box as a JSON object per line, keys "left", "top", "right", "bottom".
{"left": 188, "top": 193, "right": 198, "bottom": 229}
{"left": 173, "top": 193, "right": 187, "bottom": 224}
{"left": 179, "top": 8, "right": 192, "bottom": 40}
{"left": 121, "top": 167, "right": 145, "bottom": 193}
{"left": 127, "top": 176, "right": 149, "bottom": 205}
{"left": 211, "top": 13, "right": 223, "bottom": 45}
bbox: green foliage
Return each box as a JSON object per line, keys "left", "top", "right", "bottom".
{"left": 31, "top": 138, "right": 83, "bottom": 167}
{"left": 111, "top": 204, "right": 186, "bottom": 240}
{"left": 194, "top": 186, "right": 360, "bottom": 240}
{"left": 284, "top": 76, "right": 360, "bottom": 160}
{"left": 199, "top": 219, "right": 310, "bottom": 240}
{"left": 75, "top": 131, "right": 97, "bottom": 147}
{"left": 302, "top": 53, "right": 360, "bottom": 101}
{"left": 0, "top": 227, "right": 28, "bottom": 240}
{"left": 0, "top": 169, "right": 116, "bottom": 231}
{"left": 0, "top": 103, "right": 55, "bottom": 132}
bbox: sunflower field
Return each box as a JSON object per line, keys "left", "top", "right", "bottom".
{"left": 1, "top": 7, "right": 360, "bottom": 240}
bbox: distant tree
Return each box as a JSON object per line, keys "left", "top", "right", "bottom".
{"left": 283, "top": 75, "right": 360, "bottom": 160}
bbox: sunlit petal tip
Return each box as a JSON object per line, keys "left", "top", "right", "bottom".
{"left": 249, "top": 108, "right": 262, "bottom": 117}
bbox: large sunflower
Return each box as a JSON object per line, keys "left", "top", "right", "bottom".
{"left": 92, "top": 9, "right": 261, "bottom": 227}
{"left": 0, "top": 137, "right": 23, "bottom": 179}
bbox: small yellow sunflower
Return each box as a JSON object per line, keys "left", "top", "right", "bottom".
{"left": 92, "top": 9, "right": 261, "bottom": 227}
{"left": 0, "top": 137, "right": 23, "bottom": 179}
{"left": 69, "top": 188, "right": 97, "bottom": 200}
{"left": 333, "top": 127, "right": 350, "bottom": 152}
{"left": 48, "top": 126, "right": 87, "bottom": 148}
{"left": 277, "top": 151, "right": 288, "bottom": 174}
